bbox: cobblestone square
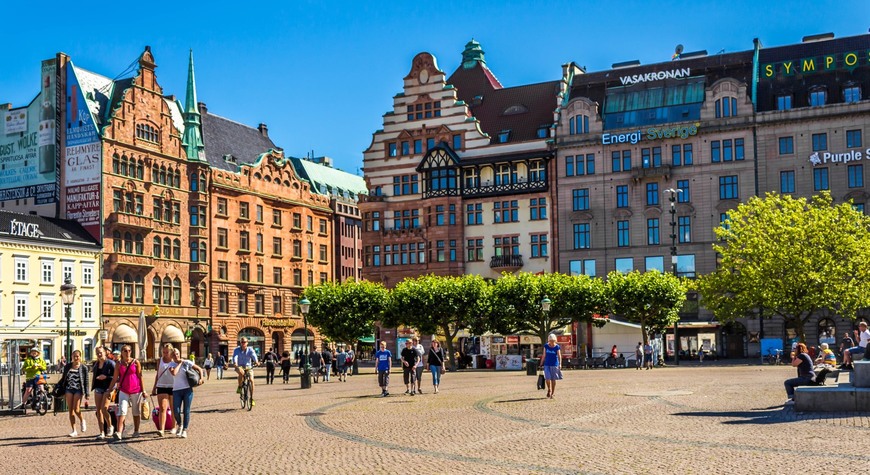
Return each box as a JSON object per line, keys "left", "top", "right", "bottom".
{"left": 1, "top": 364, "right": 868, "bottom": 474}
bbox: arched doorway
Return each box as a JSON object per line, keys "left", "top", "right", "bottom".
{"left": 722, "top": 322, "right": 748, "bottom": 358}
{"left": 239, "top": 328, "right": 265, "bottom": 358}
{"left": 290, "top": 328, "right": 314, "bottom": 356}
{"left": 271, "top": 331, "right": 283, "bottom": 354}
{"left": 190, "top": 328, "right": 206, "bottom": 360}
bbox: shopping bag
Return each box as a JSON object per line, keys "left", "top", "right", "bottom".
{"left": 536, "top": 371, "right": 545, "bottom": 390}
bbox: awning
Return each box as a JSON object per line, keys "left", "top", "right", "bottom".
{"left": 675, "top": 322, "right": 721, "bottom": 329}
{"left": 358, "top": 336, "right": 375, "bottom": 344}
{"left": 113, "top": 325, "right": 138, "bottom": 343}
{"left": 602, "top": 319, "right": 642, "bottom": 329}
{"left": 160, "top": 325, "right": 185, "bottom": 343}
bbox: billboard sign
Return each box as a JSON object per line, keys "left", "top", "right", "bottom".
{"left": 0, "top": 60, "right": 59, "bottom": 204}
{"left": 64, "top": 62, "right": 102, "bottom": 241}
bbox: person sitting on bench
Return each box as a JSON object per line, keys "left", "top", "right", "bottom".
{"left": 814, "top": 343, "right": 837, "bottom": 368}
{"left": 841, "top": 322, "right": 869, "bottom": 370}
{"left": 784, "top": 342, "right": 815, "bottom": 406}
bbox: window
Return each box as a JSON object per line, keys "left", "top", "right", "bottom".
{"left": 616, "top": 185, "right": 629, "bottom": 208}
{"left": 240, "top": 263, "right": 250, "bottom": 282}
{"left": 292, "top": 213, "right": 302, "bottom": 229}
{"left": 813, "top": 167, "right": 829, "bottom": 191}
{"left": 844, "top": 85, "right": 861, "bottom": 103}
{"left": 217, "top": 261, "right": 228, "bottom": 280}
{"left": 779, "top": 137, "right": 794, "bottom": 155}
{"left": 217, "top": 228, "right": 228, "bottom": 248}
{"left": 466, "top": 239, "right": 484, "bottom": 262}
{"left": 647, "top": 218, "right": 660, "bottom": 245}
{"left": 495, "top": 164, "right": 517, "bottom": 185}
{"left": 253, "top": 205, "right": 263, "bottom": 223}
{"left": 735, "top": 138, "right": 744, "bottom": 160}
{"left": 573, "top": 223, "right": 590, "bottom": 249}
{"left": 719, "top": 176, "right": 738, "bottom": 200}
{"left": 272, "top": 209, "right": 282, "bottom": 227}
{"left": 217, "top": 198, "right": 228, "bottom": 216}
{"left": 256, "top": 233, "right": 263, "bottom": 253}
{"left": 406, "top": 101, "right": 441, "bottom": 121}
{"left": 388, "top": 142, "right": 397, "bottom": 157}
{"left": 217, "top": 292, "right": 228, "bottom": 313}
{"left": 293, "top": 240, "right": 302, "bottom": 258}
{"left": 493, "top": 200, "right": 519, "bottom": 223}
{"left": 61, "top": 262, "right": 73, "bottom": 285}
{"left": 292, "top": 269, "right": 302, "bottom": 286}
{"left": 82, "top": 264, "right": 94, "bottom": 286}
{"left": 254, "top": 295, "right": 264, "bottom": 314}
{"left": 135, "top": 123, "right": 160, "bottom": 143}
{"left": 40, "top": 296, "right": 54, "bottom": 322}
{"left": 320, "top": 245, "right": 328, "bottom": 262}
{"left": 82, "top": 297, "right": 95, "bottom": 321}
{"left": 272, "top": 237, "right": 283, "bottom": 256}
{"left": 40, "top": 260, "right": 53, "bottom": 285}
{"left": 493, "top": 236, "right": 519, "bottom": 257}
{"left": 812, "top": 133, "right": 827, "bottom": 151}
{"left": 640, "top": 147, "right": 661, "bottom": 168}
{"left": 466, "top": 203, "right": 483, "bottom": 225}
{"left": 307, "top": 242, "right": 314, "bottom": 260}
{"left": 711, "top": 141, "right": 721, "bottom": 163}
{"left": 678, "top": 216, "right": 691, "bottom": 243}
{"left": 848, "top": 164, "right": 864, "bottom": 188}
{"left": 464, "top": 169, "right": 480, "bottom": 189}
{"left": 15, "top": 294, "right": 28, "bottom": 322}
{"left": 615, "top": 257, "right": 634, "bottom": 274}
{"left": 14, "top": 258, "right": 27, "bottom": 282}
{"left": 612, "top": 150, "right": 632, "bottom": 172}
{"left": 776, "top": 94, "right": 792, "bottom": 111}
{"left": 239, "top": 202, "right": 249, "bottom": 219}
{"left": 572, "top": 189, "right": 589, "bottom": 211}
{"left": 530, "top": 198, "right": 547, "bottom": 220}
{"left": 646, "top": 183, "right": 659, "bottom": 206}
{"left": 319, "top": 219, "right": 328, "bottom": 234}
{"left": 530, "top": 234, "right": 548, "bottom": 258}
{"left": 392, "top": 174, "right": 419, "bottom": 196}
{"left": 273, "top": 267, "right": 283, "bottom": 285}
{"left": 529, "top": 161, "right": 546, "bottom": 182}
{"left": 452, "top": 134, "right": 462, "bottom": 150}
{"left": 568, "top": 259, "right": 596, "bottom": 277}
{"left": 570, "top": 115, "right": 589, "bottom": 135}
{"left": 780, "top": 171, "right": 795, "bottom": 194}
{"left": 579, "top": 153, "right": 595, "bottom": 175}
{"left": 809, "top": 88, "right": 827, "bottom": 107}
{"left": 173, "top": 239, "right": 181, "bottom": 260}
{"left": 676, "top": 254, "right": 696, "bottom": 278}
{"left": 240, "top": 231, "right": 249, "bottom": 251}
{"left": 617, "top": 220, "right": 630, "bottom": 247}
{"left": 715, "top": 96, "right": 737, "bottom": 118}
{"left": 566, "top": 156, "right": 575, "bottom": 177}
{"left": 723, "top": 139, "right": 733, "bottom": 161}
{"left": 846, "top": 130, "right": 863, "bottom": 149}
{"left": 677, "top": 180, "right": 690, "bottom": 203}
{"left": 645, "top": 256, "right": 665, "bottom": 273}
{"left": 497, "top": 130, "right": 511, "bottom": 143}
{"left": 238, "top": 294, "right": 248, "bottom": 314}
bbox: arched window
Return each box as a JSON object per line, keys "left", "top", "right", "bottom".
{"left": 818, "top": 318, "right": 837, "bottom": 344}
{"left": 153, "top": 237, "right": 161, "bottom": 257}
{"left": 136, "top": 160, "right": 144, "bottom": 179}
{"left": 190, "top": 173, "right": 198, "bottom": 192}
{"left": 152, "top": 166, "right": 159, "bottom": 183}
{"left": 163, "top": 238, "right": 171, "bottom": 259}
{"left": 174, "top": 170, "right": 181, "bottom": 188}
{"left": 199, "top": 173, "right": 207, "bottom": 191}
{"left": 163, "top": 200, "right": 172, "bottom": 222}
{"left": 134, "top": 234, "right": 143, "bottom": 255}
{"left": 190, "top": 241, "right": 199, "bottom": 262}
{"left": 172, "top": 277, "right": 182, "bottom": 305}
{"left": 112, "top": 273, "right": 122, "bottom": 302}
{"left": 199, "top": 241, "right": 207, "bottom": 263}
{"left": 152, "top": 276, "right": 161, "bottom": 303}
{"left": 112, "top": 154, "right": 120, "bottom": 174}
{"left": 159, "top": 166, "right": 167, "bottom": 185}
{"left": 123, "top": 232, "right": 133, "bottom": 254}
{"left": 113, "top": 230, "right": 121, "bottom": 252}
{"left": 134, "top": 275, "right": 144, "bottom": 303}
{"left": 123, "top": 274, "right": 133, "bottom": 303}
{"left": 172, "top": 239, "right": 181, "bottom": 260}
{"left": 162, "top": 277, "right": 172, "bottom": 305}
{"left": 715, "top": 96, "right": 737, "bottom": 118}
{"left": 120, "top": 155, "right": 129, "bottom": 176}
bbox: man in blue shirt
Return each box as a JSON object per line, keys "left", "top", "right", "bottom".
{"left": 375, "top": 341, "right": 392, "bottom": 397}
{"left": 232, "top": 338, "right": 259, "bottom": 404}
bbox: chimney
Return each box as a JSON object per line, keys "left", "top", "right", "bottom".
{"left": 198, "top": 102, "right": 207, "bottom": 114}
{"left": 258, "top": 123, "right": 269, "bottom": 138}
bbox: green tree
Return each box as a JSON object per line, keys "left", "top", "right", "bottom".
{"left": 605, "top": 270, "right": 687, "bottom": 344}
{"left": 302, "top": 279, "right": 388, "bottom": 348}
{"left": 490, "top": 272, "right": 606, "bottom": 354}
{"left": 384, "top": 274, "right": 491, "bottom": 370}
{"left": 696, "top": 192, "right": 870, "bottom": 342}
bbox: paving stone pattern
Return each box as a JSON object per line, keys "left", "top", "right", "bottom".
{"left": 0, "top": 365, "right": 868, "bottom": 474}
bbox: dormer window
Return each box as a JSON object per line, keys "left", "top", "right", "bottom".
{"left": 536, "top": 126, "right": 549, "bottom": 139}
{"left": 569, "top": 115, "right": 589, "bottom": 135}
{"left": 809, "top": 87, "right": 827, "bottom": 107}
{"left": 715, "top": 96, "right": 737, "bottom": 118}
{"left": 503, "top": 104, "right": 528, "bottom": 115}
{"left": 844, "top": 84, "right": 861, "bottom": 103}
{"left": 776, "top": 94, "right": 792, "bottom": 111}
{"left": 223, "top": 154, "right": 236, "bottom": 164}
{"left": 497, "top": 130, "right": 511, "bottom": 143}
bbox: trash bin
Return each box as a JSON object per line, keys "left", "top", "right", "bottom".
{"left": 474, "top": 355, "right": 486, "bottom": 369}
{"left": 53, "top": 396, "right": 67, "bottom": 414}
{"left": 527, "top": 358, "right": 539, "bottom": 375}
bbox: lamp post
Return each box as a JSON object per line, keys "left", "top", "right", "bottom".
{"left": 665, "top": 188, "right": 683, "bottom": 366}
{"left": 299, "top": 297, "right": 311, "bottom": 389}
{"left": 60, "top": 278, "right": 77, "bottom": 362}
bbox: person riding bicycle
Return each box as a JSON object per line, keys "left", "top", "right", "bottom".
{"left": 22, "top": 348, "right": 47, "bottom": 407}
{"left": 232, "top": 337, "right": 258, "bottom": 406}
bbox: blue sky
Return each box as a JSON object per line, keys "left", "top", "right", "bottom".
{"left": 1, "top": 1, "right": 867, "bottom": 174}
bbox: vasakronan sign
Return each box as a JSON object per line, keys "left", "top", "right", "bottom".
{"left": 619, "top": 68, "right": 691, "bottom": 85}
{"left": 602, "top": 123, "right": 700, "bottom": 145}
{"left": 809, "top": 148, "right": 869, "bottom": 166}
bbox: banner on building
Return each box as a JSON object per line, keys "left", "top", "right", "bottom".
{"left": 64, "top": 62, "right": 101, "bottom": 241}
{"left": 0, "top": 60, "right": 59, "bottom": 204}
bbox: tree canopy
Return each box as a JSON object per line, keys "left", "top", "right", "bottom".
{"left": 696, "top": 192, "right": 870, "bottom": 342}
{"left": 302, "top": 279, "right": 388, "bottom": 346}
{"left": 605, "top": 270, "right": 687, "bottom": 344}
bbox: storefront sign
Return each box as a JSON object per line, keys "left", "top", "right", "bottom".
{"left": 491, "top": 336, "right": 505, "bottom": 344}
{"left": 53, "top": 329, "right": 87, "bottom": 336}
{"left": 9, "top": 219, "right": 43, "bottom": 238}
{"left": 109, "top": 304, "right": 183, "bottom": 316}
{"left": 602, "top": 123, "right": 700, "bottom": 145}
{"left": 506, "top": 336, "right": 519, "bottom": 344}
{"left": 809, "top": 148, "right": 869, "bottom": 166}
{"left": 619, "top": 67, "right": 691, "bottom": 85}
{"left": 494, "top": 354, "right": 522, "bottom": 370}
{"left": 262, "top": 318, "right": 296, "bottom": 328}
{"left": 4, "top": 109, "right": 27, "bottom": 134}
{"left": 762, "top": 50, "right": 870, "bottom": 79}
{"left": 64, "top": 62, "right": 102, "bottom": 241}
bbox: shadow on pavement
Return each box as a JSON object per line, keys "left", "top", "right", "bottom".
{"left": 492, "top": 398, "right": 541, "bottom": 404}
{"left": 193, "top": 407, "right": 236, "bottom": 414}
{"left": 673, "top": 406, "right": 863, "bottom": 425}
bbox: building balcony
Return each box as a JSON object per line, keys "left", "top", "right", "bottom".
{"left": 490, "top": 254, "right": 523, "bottom": 269}
{"left": 461, "top": 180, "right": 547, "bottom": 199}
{"left": 107, "top": 212, "right": 154, "bottom": 231}
{"left": 108, "top": 253, "right": 154, "bottom": 269}
{"left": 190, "top": 262, "right": 209, "bottom": 276}
{"left": 189, "top": 191, "right": 209, "bottom": 206}
{"left": 631, "top": 165, "right": 672, "bottom": 182}
{"left": 189, "top": 226, "right": 208, "bottom": 240}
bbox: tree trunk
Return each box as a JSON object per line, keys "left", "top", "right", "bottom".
{"left": 442, "top": 325, "right": 456, "bottom": 371}
{"left": 538, "top": 330, "right": 549, "bottom": 360}
{"left": 796, "top": 315, "right": 807, "bottom": 344}
{"left": 640, "top": 321, "right": 649, "bottom": 345}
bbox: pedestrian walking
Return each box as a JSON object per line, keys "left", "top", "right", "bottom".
{"left": 204, "top": 353, "right": 214, "bottom": 381}
{"left": 91, "top": 347, "right": 116, "bottom": 439}
{"left": 375, "top": 341, "right": 392, "bottom": 397}
{"left": 215, "top": 353, "right": 226, "bottom": 380}
{"left": 427, "top": 340, "right": 447, "bottom": 394}
{"left": 310, "top": 348, "right": 323, "bottom": 383}
{"left": 412, "top": 337, "right": 425, "bottom": 393}
{"left": 107, "top": 344, "right": 146, "bottom": 441}
{"left": 168, "top": 348, "right": 204, "bottom": 438}
{"left": 337, "top": 347, "right": 348, "bottom": 382}
{"left": 263, "top": 348, "right": 278, "bottom": 384}
{"left": 345, "top": 347, "right": 355, "bottom": 377}
{"left": 59, "top": 349, "right": 90, "bottom": 437}
{"left": 151, "top": 344, "right": 176, "bottom": 437}
{"left": 643, "top": 342, "right": 654, "bottom": 370}
{"left": 635, "top": 342, "right": 643, "bottom": 370}
{"left": 321, "top": 347, "right": 332, "bottom": 382}
{"left": 542, "top": 334, "right": 563, "bottom": 399}
{"left": 280, "top": 351, "right": 292, "bottom": 383}
{"left": 295, "top": 349, "right": 300, "bottom": 365}
{"left": 401, "top": 340, "right": 419, "bottom": 395}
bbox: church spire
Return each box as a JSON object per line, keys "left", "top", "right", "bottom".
{"left": 182, "top": 49, "right": 205, "bottom": 162}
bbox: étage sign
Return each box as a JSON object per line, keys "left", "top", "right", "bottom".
{"left": 809, "top": 148, "right": 869, "bottom": 166}
{"left": 762, "top": 49, "right": 870, "bottom": 79}
{"left": 9, "top": 219, "right": 43, "bottom": 238}
{"left": 602, "top": 123, "right": 700, "bottom": 145}
{"left": 619, "top": 68, "right": 691, "bottom": 85}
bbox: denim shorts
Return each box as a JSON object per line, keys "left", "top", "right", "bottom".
{"left": 846, "top": 346, "right": 866, "bottom": 355}
{"left": 65, "top": 389, "right": 83, "bottom": 396}
{"left": 93, "top": 388, "right": 108, "bottom": 395}
{"left": 155, "top": 387, "right": 174, "bottom": 396}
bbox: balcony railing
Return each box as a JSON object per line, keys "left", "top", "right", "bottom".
{"left": 461, "top": 180, "right": 547, "bottom": 199}
{"left": 490, "top": 254, "right": 524, "bottom": 269}
{"left": 107, "top": 212, "right": 154, "bottom": 231}
{"left": 108, "top": 253, "right": 154, "bottom": 269}
{"left": 188, "top": 191, "right": 209, "bottom": 205}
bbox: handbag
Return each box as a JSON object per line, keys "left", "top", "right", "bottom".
{"left": 536, "top": 370, "right": 545, "bottom": 390}
{"left": 430, "top": 348, "right": 447, "bottom": 374}
{"left": 53, "top": 364, "right": 69, "bottom": 398}
{"left": 184, "top": 362, "right": 201, "bottom": 387}
{"left": 140, "top": 397, "right": 150, "bottom": 416}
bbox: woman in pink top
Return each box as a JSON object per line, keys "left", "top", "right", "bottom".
{"left": 107, "top": 345, "right": 146, "bottom": 441}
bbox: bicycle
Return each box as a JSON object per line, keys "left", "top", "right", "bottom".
{"left": 766, "top": 348, "right": 784, "bottom": 365}
{"left": 23, "top": 374, "right": 51, "bottom": 415}
{"left": 239, "top": 365, "right": 254, "bottom": 411}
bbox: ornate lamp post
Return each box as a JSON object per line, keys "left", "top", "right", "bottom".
{"left": 665, "top": 188, "right": 683, "bottom": 366}
{"left": 60, "top": 278, "right": 77, "bottom": 362}
{"left": 299, "top": 297, "right": 311, "bottom": 389}
{"left": 541, "top": 296, "right": 551, "bottom": 313}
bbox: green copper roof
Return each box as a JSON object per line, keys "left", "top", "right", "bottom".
{"left": 462, "top": 38, "right": 486, "bottom": 69}
{"left": 288, "top": 157, "right": 367, "bottom": 199}
{"left": 182, "top": 49, "right": 206, "bottom": 162}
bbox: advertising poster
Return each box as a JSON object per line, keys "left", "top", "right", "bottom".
{"left": 0, "top": 60, "right": 58, "bottom": 204}
{"left": 64, "top": 62, "right": 102, "bottom": 241}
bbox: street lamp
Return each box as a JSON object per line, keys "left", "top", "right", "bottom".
{"left": 299, "top": 297, "right": 311, "bottom": 389}
{"left": 60, "top": 278, "right": 77, "bottom": 362}
{"left": 664, "top": 188, "right": 683, "bottom": 366}
{"left": 541, "top": 296, "right": 551, "bottom": 313}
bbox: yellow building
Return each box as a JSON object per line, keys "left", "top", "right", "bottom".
{"left": 0, "top": 211, "right": 101, "bottom": 366}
